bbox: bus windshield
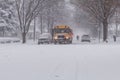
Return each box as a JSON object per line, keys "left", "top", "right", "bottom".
{"left": 54, "top": 29, "right": 72, "bottom": 33}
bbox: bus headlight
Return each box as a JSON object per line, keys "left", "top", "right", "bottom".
{"left": 66, "top": 36, "right": 69, "bottom": 39}
{"left": 54, "top": 36, "right": 58, "bottom": 40}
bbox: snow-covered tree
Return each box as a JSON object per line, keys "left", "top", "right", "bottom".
{"left": 15, "top": 0, "right": 46, "bottom": 43}
{"left": 0, "top": 0, "right": 18, "bottom": 37}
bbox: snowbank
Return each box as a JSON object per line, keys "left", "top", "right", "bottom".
{"left": 0, "top": 37, "right": 20, "bottom": 44}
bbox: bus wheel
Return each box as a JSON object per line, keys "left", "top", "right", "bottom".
{"left": 54, "top": 41, "right": 57, "bottom": 44}
{"left": 69, "top": 41, "right": 72, "bottom": 44}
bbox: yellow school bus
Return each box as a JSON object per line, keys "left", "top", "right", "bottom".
{"left": 52, "top": 25, "right": 73, "bottom": 44}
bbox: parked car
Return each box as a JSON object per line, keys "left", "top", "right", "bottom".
{"left": 38, "top": 33, "right": 52, "bottom": 44}
{"left": 81, "top": 35, "right": 91, "bottom": 42}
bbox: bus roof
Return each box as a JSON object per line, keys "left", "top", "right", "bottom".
{"left": 54, "top": 25, "right": 70, "bottom": 29}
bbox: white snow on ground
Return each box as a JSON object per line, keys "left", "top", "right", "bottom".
{"left": 0, "top": 44, "right": 120, "bottom": 80}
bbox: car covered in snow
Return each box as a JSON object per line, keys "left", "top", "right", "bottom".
{"left": 81, "top": 35, "right": 91, "bottom": 42}
{"left": 38, "top": 33, "right": 52, "bottom": 44}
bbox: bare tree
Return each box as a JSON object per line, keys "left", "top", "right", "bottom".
{"left": 115, "top": 1, "right": 120, "bottom": 37}
{"left": 37, "top": 0, "right": 60, "bottom": 34}
{"left": 77, "top": 0, "right": 118, "bottom": 42}
{"left": 15, "top": 0, "right": 45, "bottom": 43}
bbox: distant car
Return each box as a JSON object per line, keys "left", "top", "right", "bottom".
{"left": 81, "top": 35, "right": 91, "bottom": 42}
{"left": 38, "top": 33, "right": 52, "bottom": 44}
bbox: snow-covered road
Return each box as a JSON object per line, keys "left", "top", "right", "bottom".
{"left": 0, "top": 44, "right": 120, "bottom": 80}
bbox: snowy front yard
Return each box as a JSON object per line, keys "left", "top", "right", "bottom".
{"left": 0, "top": 44, "right": 120, "bottom": 80}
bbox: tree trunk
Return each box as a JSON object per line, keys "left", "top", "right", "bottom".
{"left": 40, "top": 14, "right": 43, "bottom": 34}
{"left": 103, "top": 19, "right": 108, "bottom": 42}
{"left": 47, "top": 18, "right": 50, "bottom": 33}
{"left": 98, "top": 23, "right": 101, "bottom": 43}
{"left": 22, "top": 32, "right": 26, "bottom": 44}
{"left": 33, "top": 18, "right": 36, "bottom": 41}
{"left": 3, "top": 26, "right": 5, "bottom": 37}
{"left": 115, "top": 11, "right": 118, "bottom": 38}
